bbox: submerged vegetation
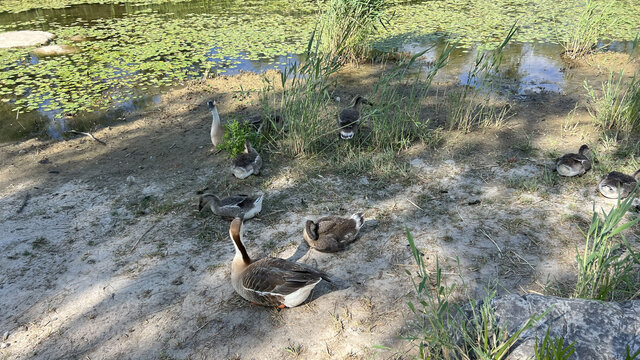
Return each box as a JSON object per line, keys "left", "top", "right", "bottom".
{"left": 0, "top": 0, "right": 639, "bottom": 140}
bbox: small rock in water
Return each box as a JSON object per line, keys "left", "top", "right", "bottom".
{"left": 126, "top": 175, "right": 136, "bottom": 185}
{"left": 32, "top": 44, "right": 79, "bottom": 57}
{"left": 2, "top": 331, "right": 7, "bottom": 340}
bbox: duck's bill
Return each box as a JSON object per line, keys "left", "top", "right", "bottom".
{"left": 340, "top": 130, "right": 355, "bottom": 139}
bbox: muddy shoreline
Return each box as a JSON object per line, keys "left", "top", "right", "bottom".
{"left": 1, "top": 56, "right": 639, "bottom": 359}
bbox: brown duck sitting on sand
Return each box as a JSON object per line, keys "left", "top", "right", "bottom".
{"left": 303, "top": 213, "right": 364, "bottom": 252}
{"left": 556, "top": 144, "right": 591, "bottom": 177}
{"left": 232, "top": 140, "right": 262, "bottom": 179}
{"left": 229, "top": 218, "right": 331, "bottom": 308}
{"left": 338, "top": 96, "right": 372, "bottom": 140}
{"left": 598, "top": 169, "right": 640, "bottom": 199}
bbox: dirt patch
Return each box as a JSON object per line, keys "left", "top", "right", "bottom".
{"left": 1, "top": 58, "right": 638, "bottom": 359}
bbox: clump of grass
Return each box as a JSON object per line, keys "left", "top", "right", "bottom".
{"left": 447, "top": 25, "right": 516, "bottom": 132}
{"left": 261, "top": 30, "right": 453, "bottom": 179}
{"left": 574, "top": 190, "right": 640, "bottom": 301}
{"left": 404, "top": 228, "right": 543, "bottom": 359}
{"left": 366, "top": 44, "right": 455, "bottom": 150}
{"left": 261, "top": 30, "right": 342, "bottom": 157}
{"left": 585, "top": 71, "right": 640, "bottom": 137}
{"left": 561, "top": 0, "right": 616, "bottom": 59}
{"left": 320, "top": 0, "right": 391, "bottom": 62}
{"left": 534, "top": 329, "right": 576, "bottom": 360}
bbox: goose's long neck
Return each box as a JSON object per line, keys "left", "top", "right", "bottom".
{"left": 352, "top": 98, "right": 363, "bottom": 111}
{"left": 211, "top": 106, "right": 221, "bottom": 127}
{"left": 231, "top": 231, "right": 251, "bottom": 266}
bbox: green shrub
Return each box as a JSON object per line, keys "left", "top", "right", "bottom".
{"left": 218, "top": 119, "right": 260, "bottom": 158}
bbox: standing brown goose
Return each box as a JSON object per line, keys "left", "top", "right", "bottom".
{"left": 338, "top": 96, "right": 372, "bottom": 140}
{"left": 556, "top": 144, "right": 592, "bottom": 177}
{"left": 229, "top": 218, "right": 331, "bottom": 308}
{"left": 303, "top": 213, "right": 364, "bottom": 252}
{"left": 598, "top": 169, "right": 640, "bottom": 199}
{"left": 231, "top": 140, "right": 262, "bottom": 179}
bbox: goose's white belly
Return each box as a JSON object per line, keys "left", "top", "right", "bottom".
{"left": 283, "top": 280, "right": 321, "bottom": 308}
{"left": 232, "top": 167, "right": 253, "bottom": 179}
{"left": 599, "top": 182, "right": 620, "bottom": 198}
{"left": 557, "top": 164, "right": 580, "bottom": 177}
{"left": 242, "top": 201, "right": 262, "bottom": 219}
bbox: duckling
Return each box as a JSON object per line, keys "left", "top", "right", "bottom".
{"left": 598, "top": 169, "right": 640, "bottom": 199}
{"left": 229, "top": 218, "right": 331, "bottom": 308}
{"left": 232, "top": 140, "right": 262, "bottom": 179}
{"left": 208, "top": 100, "right": 224, "bottom": 147}
{"left": 556, "top": 144, "right": 592, "bottom": 177}
{"left": 303, "top": 213, "right": 364, "bottom": 252}
{"left": 338, "top": 96, "right": 372, "bottom": 140}
{"left": 198, "top": 193, "right": 263, "bottom": 219}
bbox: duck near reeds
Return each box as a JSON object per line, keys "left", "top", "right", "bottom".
{"left": 598, "top": 169, "right": 640, "bottom": 199}
{"left": 303, "top": 213, "right": 364, "bottom": 252}
{"left": 247, "top": 111, "right": 283, "bottom": 133}
{"left": 232, "top": 140, "right": 262, "bottom": 179}
{"left": 338, "top": 95, "right": 372, "bottom": 140}
{"left": 208, "top": 100, "right": 224, "bottom": 147}
{"left": 229, "top": 218, "right": 331, "bottom": 308}
{"left": 556, "top": 144, "right": 592, "bottom": 177}
{"left": 198, "top": 193, "right": 263, "bottom": 220}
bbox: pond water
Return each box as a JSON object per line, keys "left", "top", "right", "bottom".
{"left": 0, "top": 0, "right": 638, "bottom": 142}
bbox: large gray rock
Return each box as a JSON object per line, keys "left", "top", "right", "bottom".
{"left": 486, "top": 294, "right": 640, "bottom": 359}
{"left": 0, "top": 31, "right": 55, "bottom": 49}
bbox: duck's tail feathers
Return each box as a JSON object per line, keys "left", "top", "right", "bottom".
{"left": 351, "top": 213, "right": 364, "bottom": 230}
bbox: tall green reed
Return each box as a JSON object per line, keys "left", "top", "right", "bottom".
{"left": 574, "top": 189, "right": 640, "bottom": 301}
{"left": 320, "top": 0, "right": 391, "bottom": 62}
{"left": 405, "top": 228, "right": 544, "bottom": 359}
{"left": 585, "top": 71, "right": 640, "bottom": 137}
{"left": 447, "top": 25, "right": 517, "bottom": 132}
{"left": 561, "top": 0, "right": 616, "bottom": 59}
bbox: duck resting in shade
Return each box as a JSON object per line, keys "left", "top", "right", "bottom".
{"left": 556, "top": 144, "right": 591, "bottom": 177}
{"left": 228, "top": 218, "right": 331, "bottom": 308}
{"left": 338, "top": 95, "right": 372, "bottom": 140}
{"left": 198, "top": 193, "right": 263, "bottom": 220}
{"left": 303, "top": 213, "right": 364, "bottom": 252}
{"left": 598, "top": 169, "right": 640, "bottom": 199}
{"left": 232, "top": 140, "right": 262, "bottom": 179}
